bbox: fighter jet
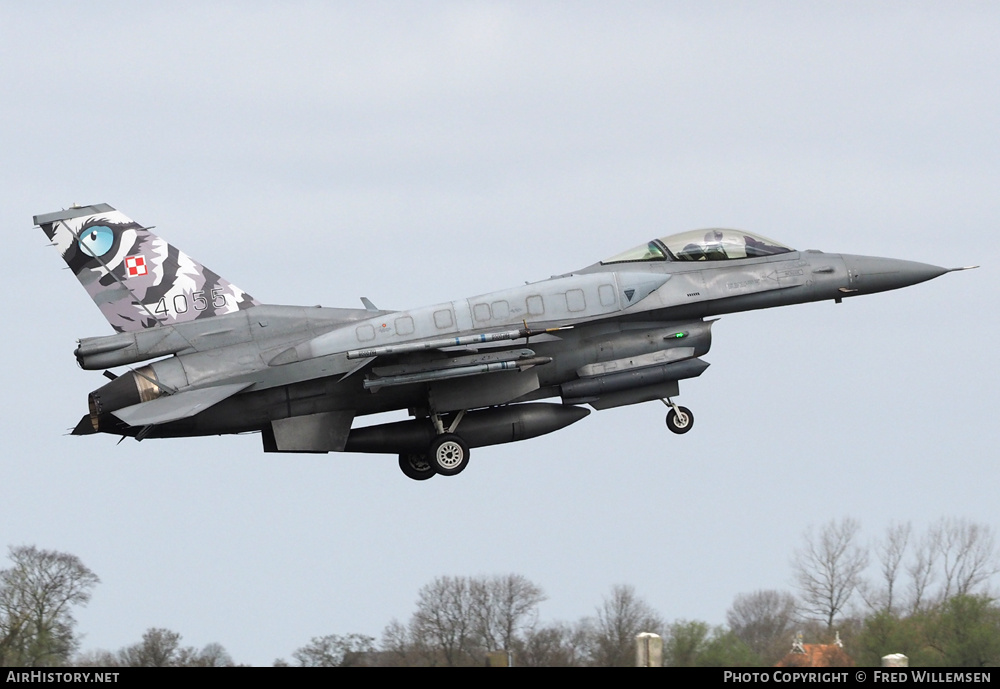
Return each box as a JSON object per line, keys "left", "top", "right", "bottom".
{"left": 36, "top": 204, "right": 974, "bottom": 480}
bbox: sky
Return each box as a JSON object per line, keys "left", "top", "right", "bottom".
{"left": 1, "top": 2, "right": 998, "bottom": 666}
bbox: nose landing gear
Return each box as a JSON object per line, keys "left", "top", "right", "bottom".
{"left": 662, "top": 398, "right": 694, "bottom": 434}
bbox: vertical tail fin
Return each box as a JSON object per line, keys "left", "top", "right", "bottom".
{"left": 35, "top": 204, "right": 259, "bottom": 333}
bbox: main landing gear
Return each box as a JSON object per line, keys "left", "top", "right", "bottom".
{"left": 398, "top": 410, "right": 472, "bottom": 481}
{"left": 662, "top": 398, "right": 694, "bottom": 434}
{"left": 428, "top": 434, "right": 470, "bottom": 476}
{"left": 398, "top": 453, "right": 435, "bottom": 481}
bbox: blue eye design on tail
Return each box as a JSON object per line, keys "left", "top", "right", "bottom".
{"left": 79, "top": 226, "right": 114, "bottom": 257}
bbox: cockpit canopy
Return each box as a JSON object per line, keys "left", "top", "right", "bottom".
{"left": 602, "top": 229, "right": 794, "bottom": 264}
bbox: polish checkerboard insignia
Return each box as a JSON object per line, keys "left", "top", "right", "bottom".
{"left": 125, "top": 255, "right": 148, "bottom": 277}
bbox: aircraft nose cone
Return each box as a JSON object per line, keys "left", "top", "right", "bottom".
{"left": 843, "top": 255, "right": 948, "bottom": 294}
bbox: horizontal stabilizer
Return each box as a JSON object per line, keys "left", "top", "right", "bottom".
{"left": 111, "top": 382, "right": 252, "bottom": 427}
{"left": 72, "top": 415, "right": 98, "bottom": 436}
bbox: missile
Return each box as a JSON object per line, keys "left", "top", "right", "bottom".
{"left": 364, "top": 356, "right": 552, "bottom": 390}
{"left": 346, "top": 325, "right": 567, "bottom": 360}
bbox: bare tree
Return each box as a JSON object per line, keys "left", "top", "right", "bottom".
{"left": 515, "top": 621, "right": 589, "bottom": 667}
{"left": 291, "top": 633, "right": 375, "bottom": 667}
{"left": 727, "top": 589, "right": 798, "bottom": 664}
{"left": 117, "top": 628, "right": 181, "bottom": 667}
{"left": 0, "top": 545, "right": 99, "bottom": 666}
{"left": 793, "top": 518, "right": 869, "bottom": 630}
{"left": 72, "top": 649, "right": 120, "bottom": 667}
{"left": 907, "top": 526, "right": 939, "bottom": 614}
{"left": 188, "top": 642, "right": 234, "bottom": 667}
{"left": 934, "top": 518, "right": 999, "bottom": 600}
{"left": 116, "top": 628, "right": 235, "bottom": 667}
{"left": 469, "top": 573, "right": 546, "bottom": 653}
{"left": 388, "top": 578, "right": 657, "bottom": 667}
{"left": 378, "top": 618, "right": 414, "bottom": 666}
{"left": 410, "top": 575, "right": 478, "bottom": 666}
{"left": 861, "top": 522, "right": 912, "bottom": 615}
{"left": 381, "top": 573, "right": 546, "bottom": 666}
{"left": 587, "top": 584, "right": 663, "bottom": 667}
{"left": 904, "top": 519, "right": 999, "bottom": 613}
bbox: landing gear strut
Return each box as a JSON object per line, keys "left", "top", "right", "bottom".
{"left": 397, "top": 407, "right": 473, "bottom": 480}
{"left": 662, "top": 398, "right": 694, "bottom": 434}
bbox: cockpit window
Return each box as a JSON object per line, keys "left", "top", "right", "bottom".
{"left": 601, "top": 241, "right": 668, "bottom": 264}
{"left": 602, "top": 229, "right": 793, "bottom": 264}
{"left": 666, "top": 229, "right": 793, "bottom": 261}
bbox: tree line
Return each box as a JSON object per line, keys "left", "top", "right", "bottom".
{"left": 2, "top": 517, "right": 998, "bottom": 666}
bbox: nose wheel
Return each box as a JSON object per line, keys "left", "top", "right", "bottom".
{"left": 662, "top": 399, "right": 694, "bottom": 434}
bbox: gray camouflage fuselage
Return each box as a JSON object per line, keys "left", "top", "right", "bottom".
{"left": 37, "top": 204, "right": 965, "bottom": 477}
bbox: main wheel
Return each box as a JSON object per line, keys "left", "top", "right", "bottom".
{"left": 428, "top": 434, "right": 470, "bottom": 476}
{"left": 666, "top": 406, "right": 694, "bottom": 434}
{"left": 398, "top": 453, "right": 435, "bottom": 481}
